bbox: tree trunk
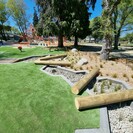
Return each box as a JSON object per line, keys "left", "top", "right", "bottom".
{"left": 74, "top": 36, "right": 78, "bottom": 47}
{"left": 100, "top": 0, "right": 120, "bottom": 60}
{"left": 100, "top": 34, "right": 112, "bottom": 60}
{"left": 114, "top": 32, "right": 120, "bottom": 50}
{"left": 58, "top": 33, "right": 63, "bottom": 47}
{"left": 1, "top": 24, "right": 7, "bottom": 41}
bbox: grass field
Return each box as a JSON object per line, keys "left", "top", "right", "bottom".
{"left": 0, "top": 62, "right": 99, "bottom": 133}
{"left": 0, "top": 46, "right": 64, "bottom": 59}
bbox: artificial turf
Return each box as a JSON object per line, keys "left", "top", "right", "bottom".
{"left": 0, "top": 62, "right": 99, "bottom": 133}
{"left": 0, "top": 46, "right": 64, "bottom": 59}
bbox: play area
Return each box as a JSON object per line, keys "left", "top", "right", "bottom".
{"left": 1, "top": 0, "right": 133, "bottom": 132}
{"left": 0, "top": 44, "right": 133, "bottom": 133}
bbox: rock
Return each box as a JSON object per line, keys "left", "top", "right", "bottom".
{"left": 52, "top": 69, "right": 57, "bottom": 73}
{"left": 130, "top": 102, "right": 133, "bottom": 109}
{"left": 108, "top": 104, "right": 133, "bottom": 133}
{"left": 71, "top": 48, "right": 78, "bottom": 53}
{"left": 77, "top": 58, "right": 88, "bottom": 66}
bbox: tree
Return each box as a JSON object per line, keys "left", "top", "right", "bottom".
{"left": 90, "top": 17, "right": 104, "bottom": 43}
{"left": 7, "top": 0, "right": 29, "bottom": 36}
{"left": 70, "top": 0, "right": 93, "bottom": 47}
{"left": 100, "top": 0, "right": 121, "bottom": 60}
{"left": 112, "top": 0, "right": 133, "bottom": 49}
{"left": 121, "top": 32, "right": 133, "bottom": 43}
{"left": 0, "top": 0, "right": 9, "bottom": 40}
{"left": 36, "top": 0, "right": 96, "bottom": 47}
{"left": 11, "top": 26, "right": 20, "bottom": 34}
{"left": 33, "top": 7, "right": 38, "bottom": 28}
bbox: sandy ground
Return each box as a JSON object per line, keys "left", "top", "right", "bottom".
{"left": 67, "top": 51, "right": 133, "bottom": 87}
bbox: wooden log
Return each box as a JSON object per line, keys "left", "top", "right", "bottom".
{"left": 40, "top": 54, "right": 67, "bottom": 60}
{"left": 34, "top": 60, "right": 71, "bottom": 66}
{"left": 71, "top": 68, "right": 99, "bottom": 95}
{"left": 75, "top": 89, "right": 133, "bottom": 110}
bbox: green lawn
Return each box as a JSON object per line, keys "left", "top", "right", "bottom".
{"left": 0, "top": 46, "right": 64, "bottom": 59}
{"left": 0, "top": 63, "right": 99, "bottom": 133}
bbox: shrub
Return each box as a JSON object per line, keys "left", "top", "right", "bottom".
{"left": 123, "top": 73, "right": 127, "bottom": 77}
{"left": 109, "top": 80, "right": 112, "bottom": 85}
{"left": 18, "top": 46, "right": 22, "bottom": 52}
{"left": 100, "top": 64, "right": 103, "bottom": 68}
{"left": 93, "top": 86, "right": 97, "bottom": 92}
{"left": 100, "top": 82, "right": 105, "bottom": 93}
{"left": 112, "top": 73, "right": 117, "bottom": 78}
{"left": 114, "top": 84, "right": 121, "bottom": 91}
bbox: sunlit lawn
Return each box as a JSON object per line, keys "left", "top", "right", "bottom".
{"left": 0, "top": 46, "right": 64, "bottom": 59}
{"left": 0, "top": 63, "right": 99, "bottom": 133}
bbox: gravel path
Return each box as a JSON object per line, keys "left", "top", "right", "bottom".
{"left": 44, "top": 66, "right": 85, "bottom": 83}
{"left": 108, "top": 102, "right": 133, "bottom": 133}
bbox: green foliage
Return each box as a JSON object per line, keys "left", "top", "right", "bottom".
{"left": 100, "top": 0, "right": 122, "bottom": 59}
{"left": 33, "top": 7, "right": 38, "bottom": 27}
{"left": 7, "top": 0, "right": 29, "bottom": 34}
{"left": 0, "top": 46, "right": 64, "bottom": 59}
{"left": 70, "top": 1, "right": 91, "bottom": 40}
{"left": 114, "top": 84, "right": 121, "bottom": 91}
{"left": 121, "top": 32, "right": 133, "bottom": 43}
{"left": 0, "top": 0, "right": 10, "bottom": 40}
{"left": 0, "top": 24, "right": 11, "bottom": 31}
{"left": 112, "top": 0, "right": 133, "bottom": 49}
{"left": 36, "top": 0, "right": 96, "bottom": 47}
{"left": 90, "top": 17, "right": 104, "bottom": 42}
{"left": 11, "top": 26, "right": 20, "bottom": 34}
{"left": 0, "top": 0, "right": 9, "bottom": 24}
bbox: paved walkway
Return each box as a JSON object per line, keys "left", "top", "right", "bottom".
{"left": 0, "top": 59, "right": 17, "bottom": 64}
{"left": 83, "top": 43, "right": 133, "bottom": 60}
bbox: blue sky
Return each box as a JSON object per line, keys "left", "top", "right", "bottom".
{"left": 89, "top": 0, "right": 102, "bottom": 19}
{"left": 9, "top": 0, "right": 102, "bottom": 27}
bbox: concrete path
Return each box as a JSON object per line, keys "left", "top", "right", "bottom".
{"left": 0, "top": 59, "right": 17, "bottom": 64}
{"left": 82, "top": 43, "right": 133, "bottom": 60}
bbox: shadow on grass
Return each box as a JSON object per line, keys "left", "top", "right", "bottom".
{"left": 0, "top": 52, "right": 19, "bottom": 59}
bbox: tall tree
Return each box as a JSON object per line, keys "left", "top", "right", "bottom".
{"left": 71, "top": 0, "right": 93, "bottom": 47}
{"left": 7, "top": 0, "right": 29, "bottom": 35}
{"left": 36, "top": 0, "right": 96, "bottom": 47}
{"left": 33, "top": 7, "right": 38, "bottom": 28}
{"left": 90, "top": 17, "right": 104, "bottom": 43}
{"left": 100, "top": 0, "right": 121, "bottom": 60}
{"left": 0, "top": 0, "right": 9, "bottom": 40}
{"left": 112, "top": 0, "right": 133, "bottom": 49}
{"left": 121, "top": 32, "right": 133, "bottom": 44}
